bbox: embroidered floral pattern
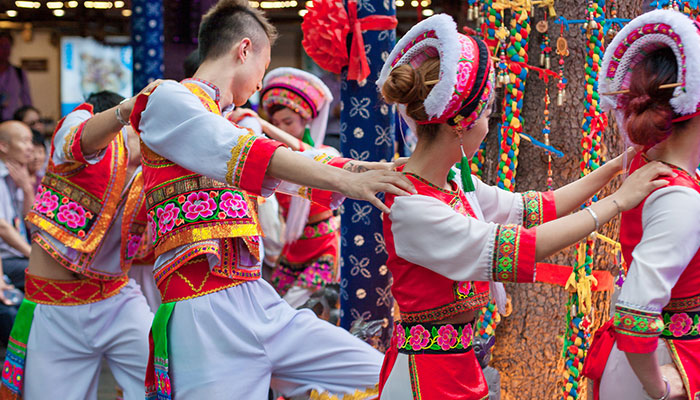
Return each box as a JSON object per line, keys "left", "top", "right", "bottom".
{"left": 181, "top": 192, "right": 217, "bottom": 220}
{"left": 614, "top": 306, "right": 664, "bottom": 338}
{"left": 271, "top": 255, "right": 337, "bottom": 295}
{"left": 454, "top": 281, "right": 473, "bottom": 300}
{"left": 300, "top": 217, "right": 338, "bottom": 240}
{"left": 56, "top": 201, "right": 88, "bottom": 230}
{"left": 126, "top": 235, "right": 141, "bottom": 259}
{"left": 219, "top": 191, "right": 248, "bottom": 218}
{"left": 662, "top": 311, "right": 700, "bottom": 339}
{"left": 156, "top": 203, "right": 180, "bottom": 234}
{"left": 492, "top": 224, "right": 521, "bottom": 282}
{"left": 396, "top": 322, "right": 475, "bottom": 354}
{"left": 34, "top": 190, "right": 59, "bottom": 214}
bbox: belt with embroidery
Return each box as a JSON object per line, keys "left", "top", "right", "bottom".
{"left": 394, "top": 321, "right": 474, "bottom": 354}
{"left": 661, "top": 310, "right": 700, "bottom": 340}
{"left": 25, "top": 271, "right": 129, "bottom": 306}
{"left": 157, "top": 257, "right": 245, "bottom": 303}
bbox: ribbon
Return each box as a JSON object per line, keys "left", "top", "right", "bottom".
{"left": 347, "top": 0, "right": 398, "bottom": 82}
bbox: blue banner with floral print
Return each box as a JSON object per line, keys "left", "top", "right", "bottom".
{"left": 132, "top": 0, "right": 164, "bottom": 91}
{"left": 339, "top": 0, "right": 396, "bottom": 352}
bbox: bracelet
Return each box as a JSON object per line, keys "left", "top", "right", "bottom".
{"left": 585, "top": 207, "right": 600, "bottom": 232}
{"left": 115, "top": 99, "right": 130, "bottom": 126}
{"left": 611, "top": 198, "right": 622, "bottom": 215}
{"left": 647, "top": 377, "right": 670, "bottom": 400}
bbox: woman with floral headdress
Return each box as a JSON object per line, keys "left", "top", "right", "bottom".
{"left": 259, "top": 67, "right": 341, "bottom": 308}
{"left": 376, "top": 14, "right": 673, "bottom": 399}
{"left": 581, "top": 9, "right": 700, "bottom": 400}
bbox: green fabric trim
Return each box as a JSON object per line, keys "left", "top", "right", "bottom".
{"left": 10, "top": 299, "right": 36, "bottom": 346}
{"left": 302, "top": 126, "right": 315, "bottom": 147}
{"left": 152, "top": 302, "right": 175, "bottom": 360}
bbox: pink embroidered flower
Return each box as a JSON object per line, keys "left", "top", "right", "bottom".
{"left": 668, "top": 313, "right": 693, "bottom": 337}
{"left": 219, "top": 191, "right": 248, "bottom": 219}
{"left": 126, "top": 235, "right": 141, "bottom": 258}
{"left": 11, "top": 366, "right": 22, "bottom": 387}
{"left": 437, "top": 324, "right": 459, "bottom": 351}
{"left": 461, "top": 324, "right": 474, "bottom": 348}
{"left": 456, "top": 281, "right": 471, "bottom": 297}
{"left": 157, "top": 371, "right": 171, "bottom": 395}
{"left": 182, "top": 192, "right": 217, "bottom": 220}
{"left": 156, "top": 203, "right": 180, "bottom": 234}
{"left": 394, "top": 324, "right": 406, "bottom": 349}
{"left": 304, "top": 226, "right": 316, "bottom": 238}
{"left": 456, "top": 62, "right": 472, "bottom": 90}
{"left": 56, "top": 202, "right": 87, "bottom": 229}
{"left": 409, "top": 325, "right": 431, "bottom": 351}
{"left": 2, "top": 360, "right": 12, "bottom": 381}
{"left": 318, "top": 221, "right": 330, "bottom": 235}
{"left": 34, "top": 190, "right": 59, "bottom": 214}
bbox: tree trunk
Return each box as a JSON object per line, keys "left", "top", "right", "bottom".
{"left": 454, "top": 1, "right": 644, "bottom": 399}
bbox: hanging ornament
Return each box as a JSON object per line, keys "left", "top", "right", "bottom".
{"left": 607, "top": 0, "right": 619, "bottom": 39}
{"left": 543, "top": 86, "right": 554, "bottom": 190}
{"left": 538, "top": 14, "right": 551, "bottom": 69}
{"left": 555, "top": 25, "right": 569, "bottom": 106}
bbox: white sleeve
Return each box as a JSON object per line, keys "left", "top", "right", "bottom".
{"left": 52, "top": 109, "right": 107, "bottom": 165}
{"left": 617, "top": 186, "right": 700, "bottom": 313}
{"left": 138, "top": 80, "right": 281, "bottom": 193}
{"left": 236, "top": 115, "right": 263, "bottom": 136}
{"left": 389, "top": 194, "right": 537, "bottom": 283}
{"left": 471, "top": 174, "right": 524, "bottom": 225}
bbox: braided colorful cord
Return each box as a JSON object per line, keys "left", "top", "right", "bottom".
{"left": 561, "top": 1, "right": 606, "bottom": 399}
{"left": 496, "top": 7, "right": 530, "bottom": 192}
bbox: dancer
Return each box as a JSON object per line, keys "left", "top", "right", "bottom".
{"left": 260, "top": 67, "right": 341, "bottom": 308}
{"left": 376, "top": 14, "right": 673, "bottom": 399}
{"left": 130, "top": 1, "right": 414, "bottom": 398}
{"left": 0, "top": 88, "right": 157, "bottom": 399}
{"left": 583, "top": 9, "right": 700, "bottom": 400}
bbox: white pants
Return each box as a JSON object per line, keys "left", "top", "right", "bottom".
{"left": 24, "top": 280, "right": 153, "bottom": 400}
{"left": 129, "top": 264, "right": 161, "bottom": 313}
{"left": 168, "top": 279, "right": 383, "bottom": 399}
{"left": 599, "top": 340, "right": 673, "bottom": 399}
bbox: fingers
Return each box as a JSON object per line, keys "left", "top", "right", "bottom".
{"left": 367, "top": 195, "right": 391, "bottom": 214}
{"left": 382, "top": 171, "right": 416, "bottom": 194}
{"left": 393, "top": 157, "right": 409, "bottom": 167}
{"left": 380, "top": 182, "right": 412, "bottom": 197}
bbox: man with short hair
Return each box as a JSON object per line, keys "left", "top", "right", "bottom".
{"left": 132, "top": 1, "right": 414, "bottom": 399}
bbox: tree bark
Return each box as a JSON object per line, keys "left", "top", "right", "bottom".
{"left": 454, "top": 1, "right": 644, "bottom": 398}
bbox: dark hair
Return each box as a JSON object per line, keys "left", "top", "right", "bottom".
{"left": 31, "top": 129, "right": 44, "bottom": 146}
{"left": 0, "top": 31, "right": 13, "bottom": 44}
{"left": 183, "top": 49, "right": 201, "bottom": 78}
{"left": 85, "top": 91, "right": 125, "bottom": 114}
{"left": 267, "top": 103, "right": 293, "bottom": 117}
{"left": 621, "top": 47, "right": 687, "bottom": 146}
{"left": 381, "top": 59, "right": 441, "bottom": 140}
{"left": 198, "top": 0, "right": 278, "bottom": 62}
{"left": 12, "top": 105, "right": 39, "bottom": 122}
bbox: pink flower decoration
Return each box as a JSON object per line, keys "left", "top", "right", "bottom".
{"left": 2, "top": 360, "right": 12, "bottom": 381}
{"left": 219, "top": 191, "right": 248, "bottom": 219}
{"left": 304, "top": 226, "right": 316, "bottom": 238}
{"left": 182, "top": 192, "right": 217, "bottom": 220}
{"left": 409, "top": 325, "right": 431, "bottom": 351}
{"left": 126, "top": 235, "right": 141, "bottom": 258}
{"left": 157, "top": 372, "right": 171, "bottom": 395}
{"left": 461, "top": 324, "right": 474, "bottom": 348}
{"left": 35, "top": 190, "right": 59, "bottom": 214}
{"left": 456, "top": 281, "right": 471, "bottom": 297}
{"left": 437, "top": 324, "right": 459, "bottom": 351}
{"left": 147, "top": 213, "right": 157, "bottom": 239}
{"left": 318, "top": 222, "right": 330, "bottom": 235}
{"left": 394, "top": 324, "right": 406, "bottom": 349}
{"left": 669, "top": 313, "right": 693, "bottom": 337}
{"left": 156, "top": 203, "right": 180, "bottom": 234}
{"left": 56, "top": 202, "right": 87, "bottom": 229}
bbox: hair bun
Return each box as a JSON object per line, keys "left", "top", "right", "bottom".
{"left": 382, "top": 64, "right": 429, "bottom": 106}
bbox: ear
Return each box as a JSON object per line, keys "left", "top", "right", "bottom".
{"left": 0, "top": 141, "right": 9, "bottom": 154}
{"left": 236, "top": 38, "right": 253, "bottom": 63}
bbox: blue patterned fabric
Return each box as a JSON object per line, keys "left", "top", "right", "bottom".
{"left": 132, "top": 0, "right": 164, "bottom": 91}
{"left": 339, "top": 0, "right": 396, "bottom": 352}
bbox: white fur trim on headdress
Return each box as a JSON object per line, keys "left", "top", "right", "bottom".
{"left": 377, "top": 14, "right": 460, "bottom": 120}
{"left": 600, "top": 9, "right": 700, "bottom": 115}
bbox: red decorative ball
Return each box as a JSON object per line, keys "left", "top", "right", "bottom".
{"left": 301, "top": 0, "right": 350, "bottom": 74}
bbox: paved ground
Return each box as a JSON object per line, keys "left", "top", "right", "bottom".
{"left": 97, "top": 360, "right": 119, "bottom": 400}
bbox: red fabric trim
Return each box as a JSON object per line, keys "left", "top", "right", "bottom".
{"left": 237, "top": 138, "right": 285, "bottom": 196}
{"left": 535, "top": 263, "right": 613, "bottom": 291}
{"left": 327, "top": 157, "right": 352, "bottom": 169}
{"left": 614, "top": 331, "right": 659, "bottom": 353}
{"left": 157, "top": 258, "right": 244, "bottom": 303}
{"left": 541, "top": 190, "right": 557, "bottom": 222}
{"left": 583, "top": 320, "right": 616, "bottom": 382}
{"left": 129, "top": 91, "right": 151, "bottom": 135}
{"left": 25, "top": 272, "right": 129, "bottom": 305}
{"left": 516, "top": 227, "right": 536, "bottom": 283}
{"left": 68, "top": 120, "right": 89, "bottom": 164}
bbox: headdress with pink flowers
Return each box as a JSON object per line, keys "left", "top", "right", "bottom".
{"left": 377, "top": 14, "right": 495, "bottom": 132}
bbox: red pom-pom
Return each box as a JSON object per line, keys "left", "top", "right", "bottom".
{"left": 301, "top": 0, "right": 350, "bottom": 74}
